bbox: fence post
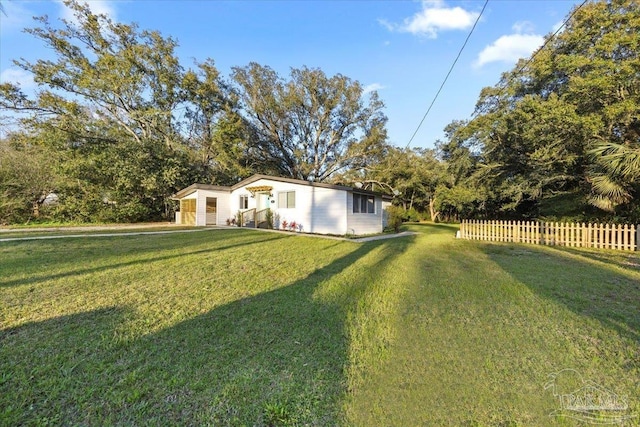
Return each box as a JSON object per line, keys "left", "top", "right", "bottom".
{"left": 533, "top": 222, "right": 548, "bottom": 245}
{"left": 530, "top": 221, "right": 535, "bottom": 245}
{"left": 637, "top": 224, "right": 640, "bottom": 251}
{"left": 539, "top": 221, "right": 544, "bottom": 246}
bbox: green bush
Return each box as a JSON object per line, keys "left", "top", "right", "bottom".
{"left": 402, "top": 207, "right": 420, "bottom": 222}
{"left": 385, "top": 205, "right": 404, "bottom": 233}
{"left": 265, "top": 208, "right": 274, "bottom": 229}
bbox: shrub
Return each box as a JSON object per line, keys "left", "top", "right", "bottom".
{"left": 403, "top": 207, "right": 420, "bottom": 222}
{"left": 265, "top": 208, "right": 274, "bottom": 229}
{"left": 386, "top": 205, "right": 404, "bottom": 233}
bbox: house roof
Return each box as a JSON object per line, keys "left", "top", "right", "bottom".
{"left": 172, "top": 183, "right": 231, "bottom": 199}
{"left": 172, "top": 174, "right": 393, "bottom": 200}
{"left": 230, "top": 174, "right": 353, "bottom": 192}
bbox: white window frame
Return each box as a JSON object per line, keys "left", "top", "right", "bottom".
{"left": 239, "top": 194, "right": 249, "bottom": 210}
{"left": 278, "top": 191, "right": 295, "bottom": 209}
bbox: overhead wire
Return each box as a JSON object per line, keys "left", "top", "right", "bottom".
{"left": 406, "top": 0, "right": 590, "bottom": 149}
{"left": 507, "top": 0, "right": 589, "bottom": 85}
{"left": 406, "top": 0, "right": 489, "bottom": 149}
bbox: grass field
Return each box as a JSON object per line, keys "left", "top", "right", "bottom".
{"left": 1, "top": 224, "right": 638, "bottom": 426}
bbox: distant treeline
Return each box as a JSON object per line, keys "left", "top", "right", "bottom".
{"left": 1, "top": 0, "right": 638, "bottom": 225}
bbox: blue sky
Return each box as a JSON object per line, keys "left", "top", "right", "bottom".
{"left": 1, "top": 0, "right": 581, "bottom": 149}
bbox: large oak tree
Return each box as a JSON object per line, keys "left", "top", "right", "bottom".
{"left": 0, "top": 0, "right": 233, "bottom": 221}
{"left": 232, "top": 63, "right": 388, "bottom": 182}
{"left": 440, "top": 0, "right": 640, "bottom": 220}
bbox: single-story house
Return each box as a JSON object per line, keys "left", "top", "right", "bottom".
{"left": 172, "top": 174, "right": 393, "bottom": 235}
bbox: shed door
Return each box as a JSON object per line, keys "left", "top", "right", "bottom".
{"left": 180, "top": 199, "right": 196, "bottom": 225}
{"left": 206, "top": 197, "right": 217, "bottom": 225}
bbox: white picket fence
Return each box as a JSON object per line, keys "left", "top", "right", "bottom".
{"left": 459, "top": 220, "right": 639, "bottom": 251}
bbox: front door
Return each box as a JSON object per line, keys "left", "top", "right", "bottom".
{"left": 257, "top": 192, "right": 270, "bottom": 211}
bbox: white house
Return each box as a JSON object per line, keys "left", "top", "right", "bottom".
{"left": 172, "top": 174, "right": 393, "bottom": 235}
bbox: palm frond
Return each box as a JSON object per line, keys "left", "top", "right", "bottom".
{"left": 590, "top": 142, "right": 640, "bottom": 181}
{"left": 588, "top": 172, "right": 631, "bottom": 211}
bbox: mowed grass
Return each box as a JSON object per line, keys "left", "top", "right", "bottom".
{"left": 1, "top": 225, "right": 638, "bottom": 426}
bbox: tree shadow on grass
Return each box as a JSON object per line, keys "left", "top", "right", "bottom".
{"left": 0, "top": 232, "right": 288, "bottom": 288}
{"left": 480, "top": 243, "right": 640, "bottom": 424}
{"left": 0, "top": 236, "right": 415, "bottom": 426}
{"left": 545, "top": 245, "right": 640, "bottom": 272}
{"left": 0, "top": 307, "right": 132, "bottom": 425}
{"left": 481, "top": 243, "right": 640, "bottom": 345}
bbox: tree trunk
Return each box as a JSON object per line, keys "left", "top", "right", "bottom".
{"left": 429, "top": 197, "right": 440, "bottom": 222}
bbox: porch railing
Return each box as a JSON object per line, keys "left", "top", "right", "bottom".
{"left": 240, "top": 209, "right": 255, "bottom": 227}
{"left": 239, "top": 208, "right": 271, "bottom": 228}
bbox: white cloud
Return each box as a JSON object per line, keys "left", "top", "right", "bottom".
{"left": 512, "top": 21, "right": 535, "bottom": 34}
{"left": 475, "top": 34, "right": 543, "bottom": 67}
{"left": 363, "top": 83, "right": 385, "bottom": 94}
{"left": 383, "top": 0, "right": 480, "bottom": 38}
{"left": 551, "top": 20, "right": 565, "bottom": 34}
{"left": 0, "top": 1, "right": 34, "bottom": 34}
{"left": 57, "top": 0, "right": 117, "bottom": 24}
{"left": 0, "top": 68, "right": 36, "bottom": 90}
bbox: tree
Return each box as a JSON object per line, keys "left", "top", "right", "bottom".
{"left": 0, "top": 137, "right": 60, "bottom": 224}
{"left": 181, "top": 60, "right": 258, "bottom": 184}
{"left": 231, "top": 63, "right": 388, "bottom": 182}
{"left": 0, "top": 0, "right": 228, "bottom": 221}
{"left": 538, "top": 0, "right": 640, "bottom": 212}
{"left": 357, "top": 146, "right": 446, "bottom": 221}
{"left": 446, "top": 0, "right": 640, "bottom": 220}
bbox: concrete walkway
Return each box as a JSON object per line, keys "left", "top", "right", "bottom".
{"left": 0, "top": 228, "right": 211, "bottom": 242}
{"left": 0, "top": 222, "right": 179, "bottom": 234}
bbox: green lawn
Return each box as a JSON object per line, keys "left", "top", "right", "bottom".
{"left": 1, "top": 225, "right": 638, "bottom": 426}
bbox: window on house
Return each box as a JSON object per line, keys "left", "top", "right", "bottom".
{"left": 240, "top": 194, "right": 249, "bottom": 209}
{"left": 278, "top": 191, "right": 295, "bottom": 208}
{"left": 353, "top": 193, "right": 375, "bottom": 214}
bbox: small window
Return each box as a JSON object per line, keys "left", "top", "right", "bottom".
{"left": 278, "top": 191, "right": 295, "bottom": 208}
{"left": 353, "top": 193, "right": 375, "bottom": 214}
{"left": 239, "top": 194, "right": 249, "bottom": 209}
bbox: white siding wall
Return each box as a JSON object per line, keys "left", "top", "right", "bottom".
{"left": 231, "top": 179, "right": 348, "bottom": 235}
{"left": 179, "top": 180, "right": 384, "bottom": 235}
{"left": 230, "top": 190, "right": 258, "bottom": 218}
{"left": 346, "top": 193, "right": 384, "bottom": 235}
{"left": 382, "top": 200, "right": 392, "bottom": 228}
{"left": 192, "top": 190, "right": 231, "bottom": 226}
{"left": 216, "top": 191, "right": 232, "bottom": 225}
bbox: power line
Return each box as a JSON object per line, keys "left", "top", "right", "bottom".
{"left": 509, "top": 0, "right": 589, "bottom": 81}
{"left": 406, "top": 0, "right": 489, "bottom": 149}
